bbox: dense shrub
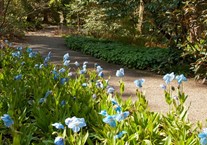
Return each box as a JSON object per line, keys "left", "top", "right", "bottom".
{"left": 65, "top": 36, "right": 170, "bottom": 71}
{"left": 65, "top": 36, "right": 193, "bottom": 75}
{"left": 182, "top": 38, "right": 207, "bottom": 82}
{"left": 0, "top": 42, "right": 205, "bottom": 144}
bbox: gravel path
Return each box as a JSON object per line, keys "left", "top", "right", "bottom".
{"left": 22, "top": 28, "right": 207, "bottom": 123}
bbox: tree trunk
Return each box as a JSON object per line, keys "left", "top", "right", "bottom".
{"left": 0, "top": 0, "right": 11, "bottom": 28}
{"left": 63, "top": 11, "right": 67, "bottom": 24}
{"left": 0, "top": 0, "right": 4, "bottom": 16}
{"left": 137, "top": 0, "right": 144, "bottom": 34}
{"left": 43, "top": 9, "right": 49, "bottom": 23}
{"left": 77, "top": 13, "right": 80, "bottom": 33}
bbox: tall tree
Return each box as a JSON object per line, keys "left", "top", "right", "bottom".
{"left": 0, "top": 0, "right": 4, "bottom": 16}
{"left": 137, "top": 0, "right": 144, "bottom": 34}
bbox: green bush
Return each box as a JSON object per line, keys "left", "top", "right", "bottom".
{"left": 0, "top": 43, "right": 204, "bottom": 144}
{"left": 65, "top": 36, "right": 170, "bottom": 71}
{"left": 182, "top": 38, "right": 207, "bottom": 82}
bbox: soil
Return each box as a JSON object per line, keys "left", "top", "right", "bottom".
{"left": 18, "top": 26, "right": 207, "bottom": 124}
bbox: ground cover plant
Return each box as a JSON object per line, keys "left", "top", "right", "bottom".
{"left": 0, "top": 40, "right": 206, "bottom": 145}
{"left": 65, "top": 36, "right": 190, "bottom": 75}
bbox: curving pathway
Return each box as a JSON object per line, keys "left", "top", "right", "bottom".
{"left": 22, "top": 27, "right": 207, "bottom": 123}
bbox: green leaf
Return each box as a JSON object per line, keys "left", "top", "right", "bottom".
{"left": 164, "top": 136, "right": 172, "bottom": 145}
{"left": 12, "top": 134, "right": 21, "bottom": 145}
{"left": 82, "top": 132, "right": 89, "bottom": 144}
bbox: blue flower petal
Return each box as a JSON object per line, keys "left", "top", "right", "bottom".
{"left": 52, "top": 123, "right": 64, "bottom": 129}
{"left": 163, "top": 72, "right": 175, "bottom": 84}
{"left": 54, "top": 137, "right": 64, "bottom": 145}
{"left": 1, "top": 114, "right": 14, "bottom": 127}
{"left": 114, "top": 131, "right": 127, "bottom": 139}
{"left": 115, "top": 111, "right": 129, "bottom": 122}
{"left": 134, "top": 79, "right": 145, "bottom": 88}
{"left": 116, "top": 68, "right": 124, "bottom": 77}
{"left": 99, "top": 110, "right": 108, "bottom": 116}
{"left": 103, "top": 115, "right": 116, "bottom": 127}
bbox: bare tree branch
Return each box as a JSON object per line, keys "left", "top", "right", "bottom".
{"left": 0, "top": 0, "right": 12, "bottom": 28}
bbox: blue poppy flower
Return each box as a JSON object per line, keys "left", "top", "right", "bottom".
{"left": 44, "top": 56, "right": 50, "bottom": 65}
{"left": 92, "top": 94, "right": 97, "bottom": 99}
{"left": 44, "top": 51, "right": 52, "bottom": 65}
{"left": 103, "top": 115, "right": 116, "bottom": 127}
{"left": 59, "top": 68, "right": 66, "bottom": 73}
{"left": 12, "top": 51, "right": 21, "bottom": 58}
{"left": 176, "top": 74, "right": 187, "bottom": 84}
{"left": 98, "top": 71, "right": 104, "bottom": 77}
{"left": 60, "top": 78, "right": 69, "bottom": 85}
{"left": 39, "top": 98, "right": 46, "bottom": 104}
{"left": 163, "top": 72, "right": 175, "bottom": 84}
{"left": 115, "top": 111, "right": 129, "bottom": 122}
{"left": 83, "top": 64, "right": 87, "bottom": 70}
{"left": 113, "top": 104, "right": 122, "bottom": 113}
{"left": 160, "top": 84, "right": 167, "bottom": 90}
{"left": 61, "top": 100, "right": 66, "bottom": 106}
{"left": 96, "top": 66, "right": 103, "bottom": 73}
{"left": 111, "top": 98, "right": 118, "bottom": 105}
{"left": 114, "top": 131, "right": 127, "bottom": 139}
{"left": 99, "top": 110, "right": 108, "bottom": 116}
{"left": 21, "top": 61, "right": 25, "bottom": 65}
{"left": 47, "top": 51, "right": 52, "bottom": 58}
{"left": 52, "top": 70, "right": 59, "bottom": 80}
{"left": 1, "top": 114, "right": 14, "bottom": 127}
{"left": 96, "top": 81, "right": 104, "bottom": 89}
{"left": 63, "top": 53, "right": 70, "bottom": 62}
{"left": 198, "top": 128, "right": 207, "bottom": 145}
{"left": 68, "top": 72, "right": 73, "bottom": 77}
{"left": 17, "top": 46, "right": 23, "bottom": 51}
{"left": 44, "top": 90, "right": 52, "bottom": 98}
{"left": 65, "top": 116, "right": 77, "bottom": 126}
{"left": 14, "top": 74, "right": 22, "bottom": 80}
{"left": 54, "top": 74, "right": 59, "bottom": 80}
{"left": 68, "top": 119, "right": 86, "bottom": 133}
{"left": 65, "top": 117, "right": 86, "bottom": 133}
{"left": 65, "top": 118, "right": 73, "bottom": 126}
{"left": 29, "top": 52, "right": 37, "bottom": 58}
{"left": 39, "top": 90, "right": 51, "bottom": 103}
{"left": 107, "top": 87, "right": 115, "bottom": 94}
{"left": 94, "top": 63, "right": 98, "bottom": 67}
{"left": 134, "top": 79, "right": 145, "bottom": 88}
{"left": 111, "top": 99, "right": 121, "bottom": 112}
{"left": 79, "top": 69, "right": 86, "bottom": 74}
{"left": 63, "top": 60, "right": 70, "bottom": 66}
{"left": 26, "top": 48, "right": 33, "bottom": 53}
{"left": 52, "top": 123, "right": 64, "bottom": 129}
{"left": 74, "top": 61, "right": 80, "bottom": 67}
{"left": 83, "top": 61, "right": 88, "bottom": 65}
{"left": 116, "top": 68, "right": 124, "bottom": 77}
{"left": 54, "top": 137, "right": 64, "bottom": 145}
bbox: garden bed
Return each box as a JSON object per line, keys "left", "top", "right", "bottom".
{"left": 0, "top": 41, "right": 205, "bottom": 144}
{"left": 65, "top": 36, "right": 171, "bottom": 72}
